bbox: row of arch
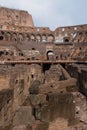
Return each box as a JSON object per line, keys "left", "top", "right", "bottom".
{"left": 73, "top": 31, "right": 87, "bottom": 43}
{"left": 0, "top": 31, "right": 55, "bottom": 43}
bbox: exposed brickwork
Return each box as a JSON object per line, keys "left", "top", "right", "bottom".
{"left": 0, "top": 7, "right": 86, "bottom": 130}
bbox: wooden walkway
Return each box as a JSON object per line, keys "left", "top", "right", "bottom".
{"left": 0, "top": 60, "right": 87, "bottom": 64}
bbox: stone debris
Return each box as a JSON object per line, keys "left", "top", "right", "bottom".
{"left": 0, "top": 7, "right": 86, "bottom": 130}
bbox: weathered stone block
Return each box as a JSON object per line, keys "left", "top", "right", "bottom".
{"left": 49, "top": 118, "right": 68, "bottom": 130}
{"left": 12, "top": 125, "right": 32, "bottom": 130}
{"left": 29, "top": 80, "right": 41, "bottom": 94}
{"left": 35, "top": 93, "right": 75, "bottom": 124}
{"left": 35, "top": 105, "right": 50, "bottom": 122}
{"left": 0, "top": 75, "right": 10, "bottom": 90}
{"left": 13, "top": 106, "right": 33, "bottom": 126}
{"left": 39, "top": 84, "right": 53, "bottom": 94}
{"left": 32, "top": 121, "right": 49, "bottom": 130}
{"left": 29, "top": 94, "right": 46, "bottom": 106}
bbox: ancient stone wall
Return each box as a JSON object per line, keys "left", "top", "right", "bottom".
{"left": 0, "top": 7, "right": 34, "bottom": 31}
{"left": 0, "top": 7, "right": 86, "bottom": 130}
{"left": 0, "top": 64, "right": 80, "bottom": 130}
{"left": 66, "top": 64, "right": 87, "bottom": 96}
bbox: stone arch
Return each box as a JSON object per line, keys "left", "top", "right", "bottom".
{"left": 63, "top": 37, "right": 70, "bottom": 42}
{"left": 25, "top": 33, "right": 30, "bottom": 41}
{"left": 79, "top": 32, "right": 83, "bottom": 35}
{"left": 0, "top": 31, "right": 5, "bottom": 35}
{"left": 18, "top": 33, "right": 24, "bottom": 42}
{"left": 5, "top": 32, "right": 12, "bottom": 41}
{"left": 47, "top": 34, "right": 54, "bottom": 42}
{"left": 30, "top": 34, "right": 36, "bottom": 41}
{"left": 12, "top": 33, "right": 17, "bottom": 41}
{"left": 42, "top": 34, "right": 47, "bottom": 42}
{"left": 0, "top": 31, "right": 5, "bottom": 40}
{"left": 36, "top": 34, "right": 42, "bottom": 42}
{"left": 46, "top": 50, "right": 54, "bottom": 60}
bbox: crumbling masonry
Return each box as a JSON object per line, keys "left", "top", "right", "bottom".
{"left": 0, "top": 7, "right": 87, "bottom": 130}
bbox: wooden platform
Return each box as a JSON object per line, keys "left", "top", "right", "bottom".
{"left": 0, "top": 60, "right": 87, "bottom": 64}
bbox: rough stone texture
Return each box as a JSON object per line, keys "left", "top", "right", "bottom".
{"left": 13, "top": 106, "right": 33, "bottom": 126}
{"left": 49, "top": 118, "right": 68, "bottom": 130}
{"left": 12, "top": 125, "right": 32, "bottom": 130}
{"left": 0, "top": 7, "right": 34, "bottom": 30}
{"left": 0, "top": 7, "right": 86, "bottom": 130}
{"left": 29, "top": 94, "right": 46, "bottom": 106}
{"left": 32, "top": 121, "right": 49, "bottom": 130}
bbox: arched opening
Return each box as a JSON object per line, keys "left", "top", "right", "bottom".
{"left": 42, "top": 34, "right": 47, "bottom": 42}
{"left": 16, "top": 15, "right": 19, "bottom": 19}
{"left": 0, "top": 36, "right": 3, "bottom": 40}
{"left": 4, "top": 51, "right": 9, "bottom": 55}
{"left": 32, "top": 48, "right": 36, "bottom": 50}
{"left": 79, "top": 47, "right": 82, "bottom": 50}
{"left": 12, "top": 33, "right": 17, "bottom": 41}
{"left": 63, "top": 37, "right": 70, "bottom": 43}
{"left": 43, "top": 63, "right": 51, "bottom": 73}
{"left": 30, "top": 34, "right": 36, "bottom": 41}
{"left": 36, "top": 34, "right": 41, "bottom": 42}
{"left": 5, "top": 32, "right": 11, "bottom": 41}
{"left": 25, "top": 34, "right": 30, "bottom": 41}
{"left": 56, "top": 56, "right": 58, "bottom": 60}
{"left": 79, "top": 32, "right": 82, "bottom": 35}
{"left": 0, "top": 51, "right": 4, "bottom": 56}
{"left": 1, "top": 31, "right": 4, "bottom": 35}
{"left": 47, "top": 34, "right": 54, "bottom": 42}
{"left": 19, "top": 52, "right": 24, "bottom": 56}
{"left": 64, "top": 38, "right": 69, "bottom": 42}
{"left": 7, "top": 58, "right": 11, "bottom": 61}
{"left": 27, "top": 58, "right": 30, "bottom": 60}
{"left": 31, "top": 74, "right": 34, "bottom": 79}
{"left": 18, "top": 34, "right": 24, "bottom": 42}
{"left": 46, "top": 50, "right": 54, "bottom": 60}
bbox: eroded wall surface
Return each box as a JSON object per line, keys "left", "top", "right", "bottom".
{"left": 0, "top": 7, "right": 86, "bottom": 130}
{"left": 0, "top": 7, "right": 34, "bottom": 31}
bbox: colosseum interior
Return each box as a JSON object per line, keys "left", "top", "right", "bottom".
{"left": 0, "top": 7, "right": 87, "bottom": 130}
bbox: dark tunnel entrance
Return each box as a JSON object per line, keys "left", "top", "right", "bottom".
{"left": 0, "top": 36, "right": 4, "bottom": 40}
{"left": 43, "top": 63, "right": 51, "bottom": 73}
{"left": 46, "top": 50, "right": 54, "bottom": 60}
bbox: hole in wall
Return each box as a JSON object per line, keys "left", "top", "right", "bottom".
{"left": 31, "top": 74, "right": 34, "bottom": 79}
{"left": 0, "top": 36, "right": 3, "bottom": 40}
